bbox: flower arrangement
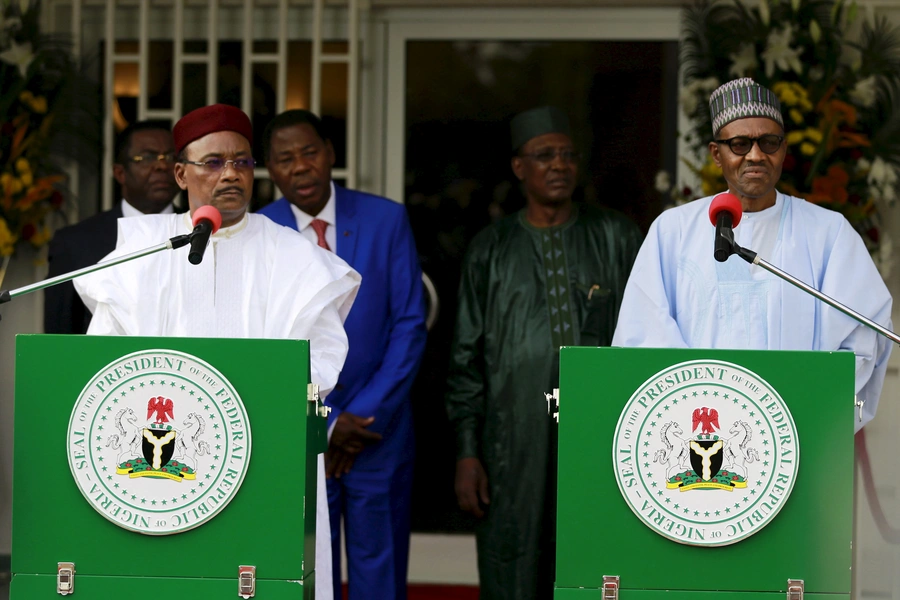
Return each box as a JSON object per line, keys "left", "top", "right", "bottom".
{"left": 661, "top": 0, "right": 900, "bottom": 277}
{"left": 0, "top": 0, "right": 96, "bottom": 266}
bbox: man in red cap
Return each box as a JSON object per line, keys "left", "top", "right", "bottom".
{"left": 75, "top": 104, "right": 359, "bottom": 600}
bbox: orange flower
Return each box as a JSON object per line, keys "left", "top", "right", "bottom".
{"left": 825, "top": 99, "right": 858, "bottom": 127}
{"left": 806, "top": 165, "right": 850, "bottom": 205}
{"left": 836, "top": 131, "right": 870, "bottom": 149}
{"left": 14, "top": 175, "right": 63, "bottom": 211}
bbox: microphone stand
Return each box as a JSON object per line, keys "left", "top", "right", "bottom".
{"left": 0, "top": 233, "right": 193, "bottom": 320}
{"left": 716, "top": 229, "right": 898, "bottom": 424}
{"left": 716, "top": 228, "right": 899, "bottom": 345}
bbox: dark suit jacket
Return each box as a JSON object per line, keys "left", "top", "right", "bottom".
{"left": 44, "top": 204, "right": 124, "bottom": 334}
{"left": 258, "top": 186, "right": 428, "bottom": 466}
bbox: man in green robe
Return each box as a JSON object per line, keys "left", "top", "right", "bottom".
{"left": 446, "top": 106, "right": 642, "bottom": 600}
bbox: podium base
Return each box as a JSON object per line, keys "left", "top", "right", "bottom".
{"left": 555, "top": 588, "right": 845, "bottom": 599}
{"left": 11, "top": 571, "right": 315, "bottom": 599}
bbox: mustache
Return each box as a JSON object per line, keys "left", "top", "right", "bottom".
{"left": 214, "top": 186, "right": 244, "bottom": 197}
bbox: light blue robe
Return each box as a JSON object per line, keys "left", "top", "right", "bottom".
{"left": 612, "top": 192, "right": 892, "bottom": 431}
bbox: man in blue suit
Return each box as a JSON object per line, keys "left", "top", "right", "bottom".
{"left": 258, "top": 110, "right": 427, "bottom": 600}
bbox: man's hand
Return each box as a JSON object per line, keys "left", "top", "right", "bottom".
{"left": 326, "top": 447, "right": 356, "bottom": 479}
{"left": 330, "top": 412, "right": 383, "bottom": 452}
{"left": 455, "top": 457, "right": 490, "bottom": 518}
{"left": 325, "top": 412, "right": 383, "bottom": 479}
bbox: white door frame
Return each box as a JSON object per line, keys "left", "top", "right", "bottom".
{"left": 379, "top": 6, "right": 681, "bottom": 203}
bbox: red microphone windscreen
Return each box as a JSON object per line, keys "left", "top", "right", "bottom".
{"left": 708, "top": 192, "right": 743, "bottom": 227}
{"left": 192, "top": 205, "right": 223, "bottom": 234}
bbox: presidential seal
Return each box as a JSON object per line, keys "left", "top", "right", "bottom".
{"left": 612, "top": 360, "right": 799, "bottom": 547}
{"left": 67, "top": 350, "right": 251, "bottom": 535}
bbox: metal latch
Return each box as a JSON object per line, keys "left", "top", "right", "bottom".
{"left": 239, "top": 565, "right": 256, "bottom": 598}
{"left": 545, "top": 388, "right": 560, "bottom": 423}
{"left": 855, "top": 395, "right": 865, "bottom": 423}
{"left": 308, "top": 383, "right": 331, "bottom": 418}
{"left": 57, "top": 562, "right": 75, "bottom": 595}
{"left": 601, "top": 575, "right": 619, "bottom": 600}
{"left": 787, "top": 578, "right": 804, "bottom": 600}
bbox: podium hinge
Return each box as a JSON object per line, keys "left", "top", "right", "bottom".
{"left": 307, "top": 383, "right": 331, "bottom": 418}
{"left": 787, "top": 578, "right": 804, "bottom": 600}
{"left": 57, "top": 562, "right": 75, "bottom": 596}
{"left": 239, "top": 565, "right": 256, "bottom": 598}
{"left": 545, "top": 388, "right": 560, "bottom": 423}
{"left": 602, "top": 575, "right": 619, "bottom": 600}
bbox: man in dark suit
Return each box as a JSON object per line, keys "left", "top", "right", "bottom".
{"left": 44, "top": 120, "right": 181, "bottom": 333}
{"left": 258, "top": 110, "right": 427, "bottom": 600}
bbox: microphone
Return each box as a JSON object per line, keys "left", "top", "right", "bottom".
{"left": 708, "top": 193, "right": 743, "bottom": 263}
{"left": 188, "top": 205, "right": 223, "bottom": 265}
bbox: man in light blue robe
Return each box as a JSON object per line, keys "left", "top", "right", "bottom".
{"left": 612, "top": 78, "right": 892, "bottom": 430}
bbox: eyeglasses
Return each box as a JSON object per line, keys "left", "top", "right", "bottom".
{"left": 128, "top": 152, "right": 176, "bottom": 165}
{"left": 182, "top": 158, "right": 257, "bottom": 172}
{"left": 520, "top": 149, "right": 580, "bottom": 164}
{"left": 714, "top": 135, "right": 784, "bottom": 156}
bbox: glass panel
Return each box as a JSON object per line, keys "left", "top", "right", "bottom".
{"left": 147, "top": 41, "right": 173, "bottom": 111}
{"left": 321, "top": 62, "right": 348, "bottom": 169}
{"left": 183, "top": 40, "right": 207, "bottom": 54}
{"left": 114, "top": 40, "right": 138, "bottom": 54}
{"left": 253, "top": 40, "right": 277, "bottom": 54}
{"left": 182, "top": 63, "right": 208, "bottom": 115}
{"left": 113, "top": 62, "right": 139, "bottom": 131}
{"left": 216, "top": 41, "right": 243, "bottom": 109}
{"left": 286, "top": 41, "right": 312, "bottom": 110}
{"left": 405, "top": 40, "right": 678, "bottom": 534}
{"left": 250, "top": 62, "right": 278, "bottom": 160}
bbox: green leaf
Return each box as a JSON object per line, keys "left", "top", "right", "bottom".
{"left": 759, "top": 0, "right": 771, "bottom": 26}
{"left": 847, "top": 1, "right": 858, "bottom": 26}
{"left": 810, "top": 19, "right": 822, "bottom": 44}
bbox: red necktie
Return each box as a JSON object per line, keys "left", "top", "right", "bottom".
{"left": 311, "top": 218, "right": 330, "bottom": 251}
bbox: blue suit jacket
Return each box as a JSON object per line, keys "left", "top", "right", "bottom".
{"left": 259, "top": 186, "right": 427, "bottom": 466}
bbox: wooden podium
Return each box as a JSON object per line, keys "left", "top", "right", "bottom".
{"left": 11, "top": 335, "right": 326, "bottom": 598}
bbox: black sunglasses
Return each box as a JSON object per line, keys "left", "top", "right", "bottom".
{"left": 714, "top": 134, "right": 784, "bottom": 156}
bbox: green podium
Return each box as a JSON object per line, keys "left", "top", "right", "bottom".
{"left": 11, "top": 334, "right": 326, "bottom": 598}
{"left": 555, "top": 347, "right": 854, "bottom": 599}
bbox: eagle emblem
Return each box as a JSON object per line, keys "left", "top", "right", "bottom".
{"left": 147, "top": 396, "right": 174, "bottom": 424}
{"left": 692, "top": 406, "right": 719, "bottom": 435}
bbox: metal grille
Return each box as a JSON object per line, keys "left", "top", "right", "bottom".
{"left": 46, "top": 0, "right": 360, "bottom": 212}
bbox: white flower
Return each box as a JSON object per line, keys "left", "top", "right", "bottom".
{"left": 867, "top": 157, "right": 900, "bottom": 204}
{"left": 0, "top": 39, "right": 33, "bottom": 77}
{"left": 655, "top": 170, "right": 671, "bottom": 194}
{"left": 850, "top": 75, "right": 879, "bottom": 108}
{"left": 868, "top": 157, "right": 898, "bottom": 188}
{"left": 857, "top": 158, "right": 872, "bottom": 173}
{"left": 761, "top": 26, "right": 803, "bottom": 77}
{"left": 680, "top": 76, "right": 719, "bottom": 118}
{"left": 728, "top": 43, "right": 758, "bottom": 78}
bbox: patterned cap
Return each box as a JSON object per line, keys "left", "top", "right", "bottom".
{"left": 709, "top": 78, "right": 783, "bottom": 137}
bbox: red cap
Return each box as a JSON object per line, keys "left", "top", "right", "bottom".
{"left": 173, "top": 104, "right": 252, "bottom": 155}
